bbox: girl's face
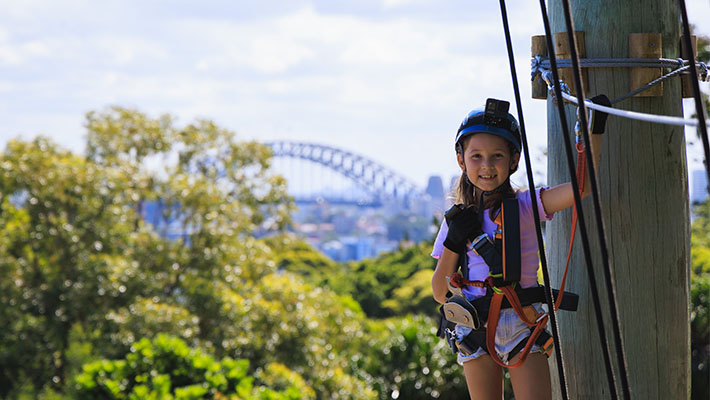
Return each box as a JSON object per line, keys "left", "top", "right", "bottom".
{"left": 457, "top": 133, "right": 520, "bottom": 192}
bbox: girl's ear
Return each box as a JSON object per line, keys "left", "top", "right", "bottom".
{"left": 510, "top": 152, "right": 521, "bottom": 172}
{"left": 510, "top": 153, "right": 520, "bottom": 169}
{"left": 456, "top": 152, "right": 466, "bottom": 171}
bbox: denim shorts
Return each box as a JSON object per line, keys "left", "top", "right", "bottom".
{"left": 456, "top": 302, "right": 547, "bottom": 365}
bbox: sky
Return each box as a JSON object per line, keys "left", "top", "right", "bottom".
{"left": 0, "top": 0, "right": 709, "bottom": 191}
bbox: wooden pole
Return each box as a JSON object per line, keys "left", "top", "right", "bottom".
{"left": 532, "top": 35, "right": 549, "bottom": 99}
{"left": 545, "top": 1, "right": 690, "bottom": 399}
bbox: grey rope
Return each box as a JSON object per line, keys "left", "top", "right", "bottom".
{"left": 531, "top": 56, "right": 709, "bottom": 104}
{"left": 609, "top": 64, "right": 691, "bottom": 104}
{"left": 533, "top": 56, "right": 709, "bottom": 72}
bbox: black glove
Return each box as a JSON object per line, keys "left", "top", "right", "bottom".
{"left": 443, "top": 205, "right": 480, "bottom": 254}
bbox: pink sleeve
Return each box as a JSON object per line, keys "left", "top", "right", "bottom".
{"left": 519, "top": 188, "right": 555, "bottom": 221}
{"left": 431, "top": 219, "right": 448, "bottom": 259}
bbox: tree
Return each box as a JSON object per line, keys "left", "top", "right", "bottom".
{"left": 0, "top": 137, "right": 143, "bottom": 393}
{"left": 691, "top": 200, "right": 710, "bottom": 400}
{"left": 0, "top": 107, "right": 471, "bottom": 400}
{"left": 0, "top": 107, "right": 293, "bottom": 397}
{"left": 353, "top": 315, "right": 466, "bottom": 400}
{"left": 73, "top": 334, "right": 314, "bottom": 399}
{"left": 342, "top": 242, "right": 438, "bottom": 318}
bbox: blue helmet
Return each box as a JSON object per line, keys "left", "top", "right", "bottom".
{"left": 455, "top": 98, "right": 522, "bottom": 153}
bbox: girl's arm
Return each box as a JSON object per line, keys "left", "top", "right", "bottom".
{"left": 540, "top": 132, "right": 603, "bottom": 215}
{"left": 432, "top": 247, "right": 460, "bottom": 304}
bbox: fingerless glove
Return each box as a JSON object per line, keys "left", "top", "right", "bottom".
{"left": 443, "top": 205, "right": 480, "bottom": 253}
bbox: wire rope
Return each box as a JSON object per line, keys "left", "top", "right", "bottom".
{"left": 561, "top": 90, "right": 710, "bottom": 127}
{"left": 498, "top": 2, "right": 570, "bottom": 399}
{"left": 535, "top": 56, "right": 709, "bottom": 71}
{"left": 537, "top": 69, "right": 710, "bottom": 128}
{"left": 609, "top": 65, "right": 691, "bottom": 104}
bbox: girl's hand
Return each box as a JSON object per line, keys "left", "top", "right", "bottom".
{"left": 443, "top": 206, "right": 479, "bottom": 253}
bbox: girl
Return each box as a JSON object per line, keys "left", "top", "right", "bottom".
{"left": 431, "top": 98, "right": 603, "bottom": 400}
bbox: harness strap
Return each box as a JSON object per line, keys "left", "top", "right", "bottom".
{"left": 467, "top": 199, "right": 519, "bottom": 286}
{"left": 485, "top": 283, "right": 550, "bottom": 368}
{"left": 445, "top": 175, "right": 588, "bottom": 366}
{"left": 448, "top": 273, "right": 578, "bottom": 319}
{"left": 501, "top": 198, "right": 521, "bottom": 282}
{"left": 484, "top": 143, "right": 586, "bottom": 368}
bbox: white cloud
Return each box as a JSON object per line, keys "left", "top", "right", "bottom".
{"left": 90, "top": 35, "right": 169, "bottom": 65}
{"left": 0, "top": 0, "right": 708, "bottom": 188}
{"left": 0, "top": 39, "right": 51, "bottom": 66}
{"left": 381, "top": 0, "right": 416, "bottom": 8}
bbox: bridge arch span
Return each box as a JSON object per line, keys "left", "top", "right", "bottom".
{"left": 265, "top": 141, "right": 422, "bottom": 202}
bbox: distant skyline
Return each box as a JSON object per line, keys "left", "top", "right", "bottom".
{"left": 0, "top": 0, "right": 709, "bottom": 189}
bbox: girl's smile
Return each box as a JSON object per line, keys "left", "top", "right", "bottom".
{"left": 457, "top": 133, "right": 520, "bottom": 192}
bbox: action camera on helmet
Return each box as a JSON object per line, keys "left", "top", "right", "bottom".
{"left": 484, "top": 98, "right": 511, "bottom": 129}
{"left": 455, "top": 98, "right": 522, "bottom": 153}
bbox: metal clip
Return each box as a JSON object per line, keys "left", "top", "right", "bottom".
{"left": 536, "top": 312, "right": 549, "bottom": 324}
{"left": 446, "top": 276, "right": 465, "bottom": 298}
{"left": 468, "top": 233, "right": 493, "bottom": 257}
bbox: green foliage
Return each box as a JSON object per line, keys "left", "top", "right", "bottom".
{"left": 0, "top": 137, "right": 141, "bottom": 393}
{"left": 691, "top": 274, "right": 709, "bottom": 400}
{"left": 695, "top": 29, "right": 709, "bottom": 63}
{"left": 382, "top": 269, "right": 437, "bottom": 316}
{"left": 0, "top": 109, "right": 291, "bottom": 397}
{"left": 73, "top": 334, "right": 313, "bottom": 399}
{"left": 344, "top": 242, "right": 438, "bottom": 318}
{"left": 262, "top": 235, "right": 440, "bottom": 319}
{"left": 691, "top": 275, "right": 709, "bottom": 348}
{"left": 692, "top": 200, "right": 710, "bottom": 400}
{"left": 354, "top": 315, "right": 466, "bottom": 400}
{"left": 0, "top": 107, "right": 463, "bottom": 400}
{"left": 261, "top": 233, "right": 340, "bottom": 282}
{"left": 197, "top": 273, "right": 374, "bottom": 399}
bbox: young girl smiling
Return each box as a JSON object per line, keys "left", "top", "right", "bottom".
{"left": 431, "top": 98, "right": 603, "bottom": 399}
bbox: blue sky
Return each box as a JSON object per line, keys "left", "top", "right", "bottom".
{"left": 0, "top": 0, "right": 709, "bottom": 190}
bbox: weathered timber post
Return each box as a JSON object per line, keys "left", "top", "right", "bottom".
{"left": 544, "top": 1, "right": 690, "bottom": 398}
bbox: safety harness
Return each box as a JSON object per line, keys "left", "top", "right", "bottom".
{"left": 437, "top": 196, "right": 580, "bottom": 368}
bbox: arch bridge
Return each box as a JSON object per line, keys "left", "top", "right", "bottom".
{"left": 265, "top": 141, "right": 422, "bottom": 205}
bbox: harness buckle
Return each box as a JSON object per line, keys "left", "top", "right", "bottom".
{"left": 536, "top": 312, "right": 548, "bottom": 324}
{"left": 468, "top": 233, "right": 493, "bottom": 257}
